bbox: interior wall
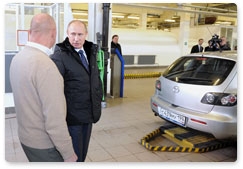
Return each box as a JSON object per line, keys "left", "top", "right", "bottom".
{"left": 171, "top": 25, "right": 221, "bottom": 54}
{"left": 111, "top": 28, "right": 180, "bottom": 66}
{"left": 5, "top": 14, "right": 33, "bottom": 51}
{"left": 5, "top": 3, "right": 237, "bottom": 60}
{"left": 111, "top": 24, "right": 234, "bottom": 66}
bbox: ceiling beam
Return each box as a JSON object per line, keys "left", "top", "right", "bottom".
{"left": 116, "top": 3, "right": 237, "bottom": 18}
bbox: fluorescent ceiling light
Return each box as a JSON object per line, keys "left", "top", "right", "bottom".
{"left": 72, "top": 12, "right": 88, "bottom": 16}
{"left": 112, "top": 15, "right": 124, "bottom": 18}
{"left": 128, "top": 16, "right": 140, "bottom": 19}
{"left": 75, "top": 18, "right": 88, "bottom": 22}
{"left": 164, "top": 19, "right": 175, "bottom": 22}
{"left": 215, "top": 21, "right": 231, "bottom": 25}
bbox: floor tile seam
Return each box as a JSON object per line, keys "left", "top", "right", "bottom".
{"left": 200, "top": 149, "right": 235, "bottom": 162}
{"left": 5, "top": 118, "right": 18, "bottom": 159}
{"left": 93, "top": 141, "right": 139, "bottom": 161}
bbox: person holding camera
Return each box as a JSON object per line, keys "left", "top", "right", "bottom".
{"left": 204, "top": 40, "right": 219, "bottom": 52}
{"left": 205, "top": 35, "right": 231, "bottom": 52}
{"left": 219, "top": 36, "right": 231, "bottom": 50}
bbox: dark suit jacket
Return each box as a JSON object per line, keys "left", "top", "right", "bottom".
{"left": 51, "top": 38, "right": 103, "bottom": 125}
{"left": 111, "top": 41, "right": 122, "bottom": 55}
{"left": 191, "top": 45, "right": 203, "bottom": 53}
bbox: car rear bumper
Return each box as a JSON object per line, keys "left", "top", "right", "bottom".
{"left": 151, "top": 95, "right": 237, "bottom": 139}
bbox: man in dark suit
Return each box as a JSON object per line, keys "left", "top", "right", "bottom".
{"left": 111, "top": 34, "right": 122, "bottom": 55}
{"left": 51, "top": 20, "right": 102, "bottom": 162}
{"left": 191, "top": 38, "right": 204, "bottom": 53}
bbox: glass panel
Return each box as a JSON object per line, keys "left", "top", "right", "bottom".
{"left": 163, "top": 57, "right": 235, "bottom": 85}
{"left": 226, "top": 28, "right": 233, "bottom": 48}
{"left": 220, "top": 27, "right": 226, "bottom": 37}
{"left": 4, "top": 3, "right": 62, "bottom": 51}
{"left": 5, "top": 4, "right": 18, "bottom": 51}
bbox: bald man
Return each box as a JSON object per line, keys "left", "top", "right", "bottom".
{"left": 10, "top": 13, "right": 77, "bottom": 162}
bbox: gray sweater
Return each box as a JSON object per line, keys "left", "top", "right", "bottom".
{"left": 10, "top": 46, "right": 75, "bottom": 160}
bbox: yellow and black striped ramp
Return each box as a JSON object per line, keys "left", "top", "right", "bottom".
{"left": 124, "top": 72, "right": 162, "bottom": 79}
{"left": 140, "top": 124, "right": 236, "bottom": 153}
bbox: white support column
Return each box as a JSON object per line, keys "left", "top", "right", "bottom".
{"left": 20, "top": 3, "right": 25, "bottom": 30}
{"left": 140, "top": 13, "right": 147, "bottom": 30}
{"left": 178, "top": 11, "right": 190, "bottom": 55}
{"left": 134, "top": 55, "right": 138, "bottom": 65}
{"left": 88, "top": 3, "right": 103, "bottom": 43}
{"left": 16, "top": 4, "right": 20, "bottom": 51}
{"left": 63, "top": 3, "right": 73, "bottom": 40}
{"left": 88, "top": 3, "right": 112, "bottom": 94}
{"left": 107, "top": 3, "right": 113, "bottom": 95}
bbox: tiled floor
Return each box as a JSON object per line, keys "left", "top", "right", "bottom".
{"left": 5, "top": 76, "right": 237, "bottom": 163}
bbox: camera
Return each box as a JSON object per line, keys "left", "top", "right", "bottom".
{"left": 209, "top": 34, "right": 222, "bottom": 49}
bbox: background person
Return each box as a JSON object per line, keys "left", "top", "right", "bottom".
{"left": 10, "top": 13, "right": 77, "bottom": 162}
{"left": 51, "top": 20, "right": 103, "bottom": 162}
{"left": 204, "top": 40, "right": 213, "bottom": 52}
{"left": 111, "top": 34, "right": 122, "bottom": 55}
{"left": 204, "top": 40, "right": 219, "bottom": 52}
{"left": 219, "top": 36, "right": 231, "bottom": 50}
{"left": 190, "top": 38, "right": 204, "bottom": 53}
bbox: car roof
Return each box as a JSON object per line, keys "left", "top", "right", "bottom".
{"left": 186, "top": 51, "right": 237, "bottom": 62}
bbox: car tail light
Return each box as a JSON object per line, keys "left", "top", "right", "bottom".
{"left": 155, "top": 80, "right": 161, "bottom": 91}
{"left": 201, "top": 92, "right": 237, "bottom": 106}
{"left": 221, "top": 94, "right": 237, "bottom": 105}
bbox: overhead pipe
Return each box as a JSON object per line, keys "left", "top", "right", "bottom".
{"left": 181, "top": 4, "right": 236, "bottom": 13}
{"left": 117, "top": 3, "right": 237, "bottom": 18}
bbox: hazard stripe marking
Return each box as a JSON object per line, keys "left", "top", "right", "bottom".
{"left": 140, "top": 124, "right": 235, "bottom": 153}
{"left": 124, "top": 72, "right": 162, "bottom": 79}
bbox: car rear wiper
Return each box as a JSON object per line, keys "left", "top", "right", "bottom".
{"left": 165, "top": 68, "right": 196, "bottom": 78}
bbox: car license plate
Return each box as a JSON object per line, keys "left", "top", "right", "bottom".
{"left": 158, "top": 107, "right": 186, "bottom": 126}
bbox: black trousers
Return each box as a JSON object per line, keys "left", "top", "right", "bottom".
{"left": 21, "top": 143, "right": 63, "bottom": 162}
{"left": 68, "top": 123, "right": 92, "bottom": 162}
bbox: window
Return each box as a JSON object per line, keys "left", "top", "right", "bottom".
{"left": 163, "top": 56, "right": 235, "bottom": 85}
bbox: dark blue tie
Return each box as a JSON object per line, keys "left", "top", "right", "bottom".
{"left": 78, "top": 50, "right": 89, "bottom": 72}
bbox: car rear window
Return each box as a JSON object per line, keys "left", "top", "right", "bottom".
{"left": 163, "top": 56, "right": 235, "bottom": 85}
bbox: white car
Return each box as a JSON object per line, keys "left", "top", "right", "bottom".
{"left": 151, "top": 51, "right": 237, "bottom": 139}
